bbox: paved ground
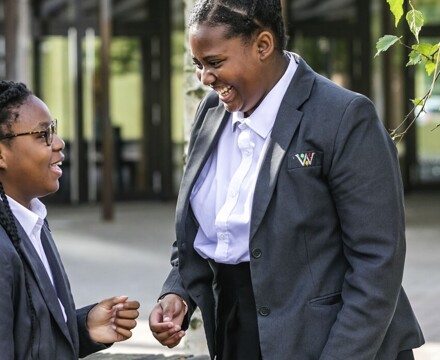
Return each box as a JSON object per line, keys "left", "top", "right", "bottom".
{"left": 46, "top": 191, "right": 440, "bottom": 359}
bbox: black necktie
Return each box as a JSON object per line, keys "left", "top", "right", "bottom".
{"left": 40, "top": 225, "right": 69, "bottom": 311}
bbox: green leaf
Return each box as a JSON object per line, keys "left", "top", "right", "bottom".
{"left": 432, "top": 44, "right": 440, "bottom": 59}
{"left": 425, "top": 61, "right": 436, "bottom": 76}
{"left": 411, "top": 98, "right": 424, "bottom": 106}
{"left": 412, "top": 43, "right": 436, "bottom": 58}
{"left": 407, "top": 50, "right": 422, "bottom": 66}
{"left": 375, "top": 35, "right": 401, "bottom": 57}
{"left": 387, "top": 0, "right": 404, "bottom": 27}
{"left": 406, "top": 9, "right": 424, "bottom": 42}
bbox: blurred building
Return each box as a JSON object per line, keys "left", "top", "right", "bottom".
{"left": 0, "top": 0, "right": 439, "bottom": 204}
{"left": 0, "top": 0, "right": 178, "bottom": 204}
{"left": 288, "top": 0, "right": 440, "bottom": 193}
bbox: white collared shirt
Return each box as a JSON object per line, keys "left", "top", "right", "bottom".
{"left": 8, "top": 196, "right": 67, "bottom": 321}
{"left": 190, "top": 52, "right": 298, "bottom": 264}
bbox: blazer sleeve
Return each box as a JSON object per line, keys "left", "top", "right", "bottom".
{"left": 159, "top": 91, "right": 220, "bottom": 328}
{"left": 0, "top": 243, "right": 16, "bottom": 360}
{"left": 159, "top": 244, "right": 194, "bottom": 330}
{"left": 77, "top": 304, "right": 111, "bottom": 358}
{"left": 320, "top": 96, "right": 407, "bottom": 359}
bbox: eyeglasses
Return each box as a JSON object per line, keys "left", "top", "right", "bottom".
{"left": 0, "top": 119, "right": 57, "bottom": 146}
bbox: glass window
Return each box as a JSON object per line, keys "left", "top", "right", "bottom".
{"left": 39, "top": 34, "right": 146, "bottom": 199}
{"left": 110, "top": 37, "right": 144, "bottom": 194}
{"left": 39, "top": 36, "right": 72, "bottom": 141}
{"left": 415, "top": 37, "right": 440, "bottom": 183}
{"left": 94, "top": 36, "right": 145, "bottom": 196}
{"left": 39, "top": 35, "right": 74, "bottom": 201}
{"left": 289, "top": 36, "right": 351, "bottom": 89}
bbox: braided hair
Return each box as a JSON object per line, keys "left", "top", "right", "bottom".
{"left": 189, "top": 0, "right": 287, "bottom": 51}
{"left": 0, "top": 80, "right": 37, "bottom": 356}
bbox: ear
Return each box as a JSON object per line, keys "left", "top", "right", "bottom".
{"left": 0, "top": 144, "right": 8, "bottom": 170}
{"left": 255, "top": 30, "right": 275, "bottom": 61}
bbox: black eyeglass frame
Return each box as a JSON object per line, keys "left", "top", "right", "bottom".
{"left": 0, "top": 119, "right": 57, "bottom": 146}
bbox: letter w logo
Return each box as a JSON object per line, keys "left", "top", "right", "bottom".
{"left": 295, "top": 152, "right": 315, "bottom": 167}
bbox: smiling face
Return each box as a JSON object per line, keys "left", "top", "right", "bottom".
{"left": 190, "top": 23, "right": 274, "bottom": 117}
{"left": 0, "top": 95, "right": 65, "bottom": 208}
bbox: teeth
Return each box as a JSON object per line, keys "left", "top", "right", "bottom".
{"left": 218, "top": 86, "right": 232, "bottom": 96}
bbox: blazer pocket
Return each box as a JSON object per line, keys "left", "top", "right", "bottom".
{"left": 287, "top": 150, "right": 323, "bottom": 170}
{"left": 309, "top": 291, "right": 342, "bottom": 307}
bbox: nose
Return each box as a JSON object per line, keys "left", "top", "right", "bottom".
{"left": 52, "top": 134, "right": 65, "bottom": 150}
{"left": 199, "top": 67, "right": 215, "bottom": 86}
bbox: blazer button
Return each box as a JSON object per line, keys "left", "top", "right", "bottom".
{"left": 251, "top": 248, "right": 262, "bottom": 259}
{"left": 258, "top": 306, "right": 271, "bottom": 316}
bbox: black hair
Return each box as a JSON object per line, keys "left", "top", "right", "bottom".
{"left": 188, "top": 0, "right": 287, "bottom": 51}
{"left": 0, "top": 80, "right": 36, "bottom": 356}
{"left": 0, "top": 80, "right": 32, "bottom": 137}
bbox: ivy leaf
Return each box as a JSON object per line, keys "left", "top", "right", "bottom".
{"left": 387, "top": 0, "right": 404, "bottom": 27}
{"left": 375, "top": 35, "right": 401, "bottom": 57}
{"left": 406, "top": 9, "right": 424, "bottom": 42}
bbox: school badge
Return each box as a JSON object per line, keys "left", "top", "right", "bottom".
{"left": 295, "top": 152, "right": 315, "bottom": 167}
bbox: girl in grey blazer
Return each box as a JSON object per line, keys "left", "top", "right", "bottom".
{"left": 149, "top": 0, "right": 425, "bottom": 359}
{"left": 0, "top": 80, "right": 140, "bottom": 359}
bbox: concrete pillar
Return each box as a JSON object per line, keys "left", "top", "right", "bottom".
{"left": 5, "top": 0, "right": 31, "bottom": 83}
{"left": 99, "top": 0, "right": 114, "bottom": 221}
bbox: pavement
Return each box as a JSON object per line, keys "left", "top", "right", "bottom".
{"left": 46, "top": 190, "right": 440, "bottom": 360}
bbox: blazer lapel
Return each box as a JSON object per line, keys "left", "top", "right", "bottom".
{"left": 16, "top": 221, "right": 75, "bottom": 350}
{"left": 250, "top": 56, "right": 316, "bottom": 241}
{"left": 41, "top": 223, "right": 78, "bottom": 348}
{"left": 177, "top": 103, "right": 229, "bottom": 233}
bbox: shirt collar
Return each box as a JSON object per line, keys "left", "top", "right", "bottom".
{"left": 231, "top": 51, "right": 298, "bottom": 139}
{"left": 6, "top": 196, "right": 47, "bottom": 237}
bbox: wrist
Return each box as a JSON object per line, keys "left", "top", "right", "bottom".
{"left": 158, "top": 293, "right": 188, "bottom": 314}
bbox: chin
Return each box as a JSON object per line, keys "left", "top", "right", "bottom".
{"left": 51, "top": 183, "right": 60, "bottom": 194}
{"left": 41, "top": 183, "right": 60, "bottom": 198}
{"left": 222, "top": 102, "right": 240, "bottom": 113}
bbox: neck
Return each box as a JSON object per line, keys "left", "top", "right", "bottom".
{"left": 263, "top": 51, "right": 289, "bottom": 94}
{"left": 274, "top": 50, "right": 290, "bottom": 79}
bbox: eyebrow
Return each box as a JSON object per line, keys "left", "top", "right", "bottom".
{"left": 204, "top": 55, "right": 221, "bottom": 60}
{"left": 193, "top": 54, "right": 222, "bottom": 63}
{"left": 11, "top": 123, "right": 45, "bottom": 134}
{"left": 33, "top": 120, "right": 52, "bottom": 129}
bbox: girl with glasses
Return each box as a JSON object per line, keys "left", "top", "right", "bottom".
{"left": 0, "top": 119, "right": 57, "bottom": 146}
{"left": 0, "top": 80, "right": 140, "bottom": 359}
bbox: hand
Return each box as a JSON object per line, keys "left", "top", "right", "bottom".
{"left": 87, "top": 296, "right": 140, "bottom": 343}
{"left": 149, "top": 293, "right": 188, "bottom": 348}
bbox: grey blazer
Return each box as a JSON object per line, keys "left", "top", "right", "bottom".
{"left": 161, "top": 55, "right": 424, "bottom": 359}
{"left": 0, "top": 210, "right": 107, "bottom": 359}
